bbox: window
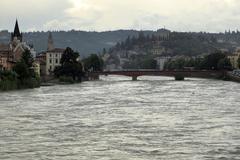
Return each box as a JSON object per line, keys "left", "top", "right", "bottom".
{"left": 49, "top": 65, "right": 52, "bottom": 71}
{"left": 49, "top": 59, "right": 52, "bottom": 64}
{"left": 56, "top": 54, "right": 58, "bottom": 57}
{"left": 49, "top": 54, "right": 52, "bottom": 57}
{"left": 56, "top": 59, "right": 58, "bottom": 64}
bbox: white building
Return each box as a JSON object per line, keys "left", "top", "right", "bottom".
{"left": 154, "top": 56, "right": 171, "bottom": 71}
{"left": 45, "top": 48, "right": 65, "bottom": 75}
{"left": 36, "top": 32, "right": 65, "bottom": 76}
{"left": 227, "top": 48, "right": 240, "bottom": 69}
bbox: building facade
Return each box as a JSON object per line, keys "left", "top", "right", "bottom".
{"left": 0, "top": 44, "right": 12, "bottom": 70}
{"left": 154, "top": 56, "right": 171, "bottom": 71}
{"left": 228, "top": 51, "right": 240, "bottom": 69}
{"left": 0, "top": 20, "right": 36, "bottom": 71}
{"left": 36, "top": 32, "right": 65, "bottom": 76}
{"left": 45, "top": 48, "right": 65, "bottom": 75}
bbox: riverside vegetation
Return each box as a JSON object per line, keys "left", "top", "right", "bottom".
{"left": 0, "top": 47, "right": 104, "bottom": 91}
{"left": 0, "top": 50, "right": 40, "bottom": 91}
{"left": 54, "top": 47, "right": 103, "bottom": 83}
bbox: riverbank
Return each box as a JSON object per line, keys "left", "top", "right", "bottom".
{"left": 40, "top": 75, "right": 92, "bottom": 87}
{"left": 0, "top": 78, "right": 40, "bottom": 92}
{"left": 226, "top": 72, "right": 240, "bottom": 83}
{"left": 1, "top": 73, "right": 240, "bottom": 92}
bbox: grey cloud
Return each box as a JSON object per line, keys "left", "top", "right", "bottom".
{"left": 1, "top": 0, "right": 240, "bottom": 32}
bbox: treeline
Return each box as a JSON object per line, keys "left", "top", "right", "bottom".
{"left": 164, "top": 51, "right": 233, "bottom": 70}
{"left": 108, "top": 31, "right": 239, "bottom": 56}
{"left": 54, "top": 47, "right": 103, "bottom": 83}
{"left": 0, "top": 50, "right": 40, "bottom": 91}
{"left": 122, "top": 55, "right": 157, "bottom": 69}
{"left": 22, "top": 30, "right": 141, "bottom": 55}
{"left": 109, "top": 32, "right": 169, "bottom": 53}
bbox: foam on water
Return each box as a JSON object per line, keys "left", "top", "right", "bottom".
{"left": 0, "top": 76, "right": 240, "bottom": 160}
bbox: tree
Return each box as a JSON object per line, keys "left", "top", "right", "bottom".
{"left": 217, "top": 58, "right": 232, "bottom": 70}
{"left": 202, "top": 51, "right": 226, "bottom": 70}
{"left": 238, "top": 57, "right": 240, "bottom": 69}
{"left": 60, "top": 47, "right": 79, "bottom": 65}
{"left": 13, "top": 49, "right": 34, "bottom": 80}
{"left": 125, "top": 36, "right": 132, "bottom": 50}
{"left": 13, "top": 61, "right": 30, "bottom": 80}
{"left": 21, "top": 49, "right": 34, "bottom": 68}
{"left": 140, "top": 58, "right": 157, "bottom": 69}
{"left": 138, "top": 31, "right": 146, "bottom": 44}
{"left": 115, "top": 42, "right": 121, "bottom": 50}
{"left": 102, "top": 48, "right": 107, "bottom": 55}
{"left": 12, "top": 49, "right": 40, "bottom": 89}
{"left": 54, "top": 47, "right": 83, "bottom": 81}
{"left": 82, "top": 54, "right": 104, "bottom": 72}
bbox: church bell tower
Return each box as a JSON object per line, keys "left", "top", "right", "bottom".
{"left": 47, "top": 32, "right": 54, "bottom": 51}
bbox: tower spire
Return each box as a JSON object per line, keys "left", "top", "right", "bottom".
{"left": 14, "top": 20, "right": 20, "bottom": 36}
{"left": 47, "top": 32, "right": 54, "bottom": 51}
{"left": 11, "top": 19, "right": 22, "bottom": 42}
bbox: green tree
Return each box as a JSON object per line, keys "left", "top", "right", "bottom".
{"left": 60, "top": 47, "right": 79, "bottom": 65}
{"left": 21, "top": 49, "right": 34, "bottom": 68}
{"left": 13, "top": 49, "right": 35, "bottom": 80}
{"left": 238, "top": 57, "right": 240, "bottom": 69}
{"left": 12, "top": 49, "right": 40, "bottom": 89}
{"left": 142, "top": 58, "right": 157, "bottom": 69}
{"left": 202, "top": 51, "right": 226, "bottom": 70}
{"left": 54, "top": 47, "right": 83, "bottom": 81}
{"left": 217, "top": 58, "right": 232, "bottom": 70}
{"left": 83, "top": 54, "right": 104, "bottom": 72}
{"left": 13, "top": 61, "right": 30, "bottom": 80}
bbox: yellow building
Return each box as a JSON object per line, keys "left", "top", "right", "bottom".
{"left": 228, "top": 50, "right": 240, "bottom": 69}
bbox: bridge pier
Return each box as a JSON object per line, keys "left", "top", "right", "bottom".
{"left": 132, "top": 76, "right": 138, "bottom": 81}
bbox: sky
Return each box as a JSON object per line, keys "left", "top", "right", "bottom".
{"left": 1, "top": 0, "right": 240, "bottom": 32}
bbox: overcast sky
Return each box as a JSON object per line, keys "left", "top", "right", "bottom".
{"left": 1, "top": 0, "right": 240, "bottom": 32}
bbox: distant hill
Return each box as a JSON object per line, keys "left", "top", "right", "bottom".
{"left": 0, "top": 30, "right": 153, "bottom": 57}
{"left": 1, "top": 29, "right": 240, "bottom": 57}
{"left": 104, "top": 30, "right": 240, "bottom": 69}
{"left": 109, "top": 31, "right": 240, "bottom": 57}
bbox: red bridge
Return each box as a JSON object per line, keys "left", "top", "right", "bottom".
{"left": 88, "top": 70, "right": 226, "bottom": 81}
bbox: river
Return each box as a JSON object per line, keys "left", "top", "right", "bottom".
{"left": 0, "top": 76, "right": 240, "bottom": 160}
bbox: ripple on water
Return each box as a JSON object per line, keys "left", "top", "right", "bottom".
{"left": 0, "top": 75, "right": 240, "bottom": 160}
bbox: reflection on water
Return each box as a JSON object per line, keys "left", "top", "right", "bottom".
{"left": 0, "top": 76, "right": 240, "bottom": 160}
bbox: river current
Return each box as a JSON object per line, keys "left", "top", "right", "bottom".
{"left": 0, "top": 76, "right": 240, "bottom": 160}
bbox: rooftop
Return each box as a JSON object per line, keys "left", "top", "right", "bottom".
{"left": 47, "top": 48, "right": 65, "bottom": 53}
{"left": 0, "top": 44, "right": 9, "bottom": 51}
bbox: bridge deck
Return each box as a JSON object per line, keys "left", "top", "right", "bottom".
{"left": 89, "top": 70, "right": 225, "bottom": 79}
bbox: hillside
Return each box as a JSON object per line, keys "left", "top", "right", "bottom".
{"left": 109, "top": 31, "right": 240, "bottom": 56}
{"left": 1, "top": 29, "right": 240, "bottom": 57}
{"left": 103, "top": 30, "right": 240, "bottom": 69}
{"left": 0, "top": 30, "right": 153, "bottom": 56}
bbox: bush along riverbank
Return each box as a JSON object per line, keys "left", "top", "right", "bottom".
{"left": 53, "top": 47, "right": 103, "bottom": 84}
{"left": 53, "top": 47, "right": 84, "bottom": 84}
{"left": 0, "top": 50, "right": 40, "bottom": 92}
